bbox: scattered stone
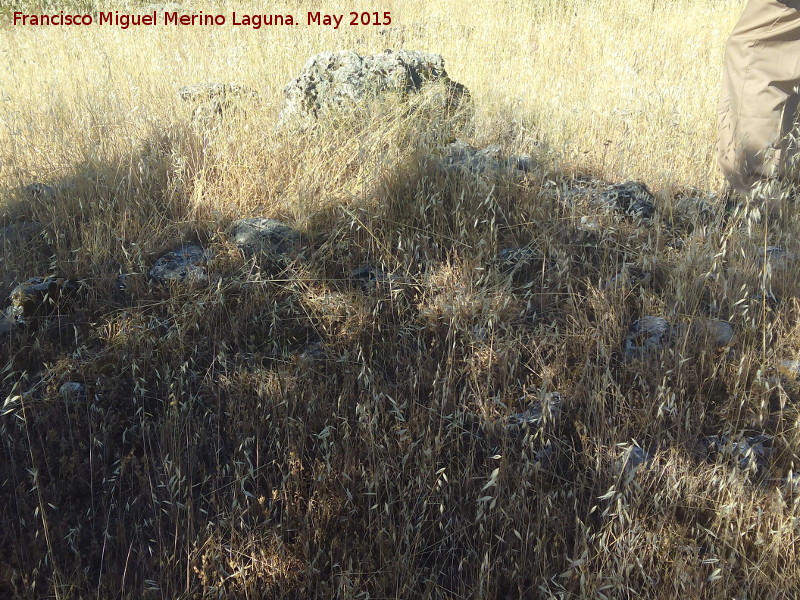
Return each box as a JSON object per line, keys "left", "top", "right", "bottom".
{"left": 595, "top": 181, "right": 656, "bottom": 219}
{"left": 623, "top": 316, "right": 671, "bottom": 359}
{"left": 778, "top": 360, "right": 800, "bottom": 380}
{"left": 179, "top": 82, "right": 259, "bottom": 126}
{"left": 551, "top": 174, "right": 602, "bottom": 201}
{"left": 511, "top": 154, "right": 535, "bottom": 172}
{"left": 604, "top": 267, "right": 652, "bottom": 290}
{"left": 24, "top": 181, "right": 76, "bottom": 201}
{"left": 8, "top": 277, "right": 80, "bottom": 323}
{"left": 149, "top": 245, "right": 213, "bottom": 284}
{"left": 178, "top": 82, "right": 258, "bottom": 103}
{"left": 694, "top": 318, "right": 735, "bottom": 348}
{"left": 350, "top": 264, "right": 395, "bottom": 291}
{"left": 705, "top": 434, "right": 773, "bottom": 473}
{"left": 437, "top": 140, "right": 533, "bottom": 176}
{"left": 228, "top": 218, "right": 301, "bottom": 260}
{"left": 59, "top": 381, "right": 87, "bottom": 402}
{"left": 577, "top": 215, "right": 602, "bottom": 233}
{"left": 24, "top": 182, "right": 58, "bottom": 200}
{"left": 278, "top": 49, "right": 468, "bottom": 126}
{"left": 299, "top": 341, "right": 326, "bottom": 363}
{"left": 0, "top": 222, "right": 42, "bottom": 246}
{"left": 618, "top": 443, "right": 652, "bottom": 477}
{"left": 506, "top": 392, "right": 562, "bottom": 432}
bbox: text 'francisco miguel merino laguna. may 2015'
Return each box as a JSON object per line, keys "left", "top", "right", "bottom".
{"left": 11, "top": 11, "right": 393, "bottom": 29}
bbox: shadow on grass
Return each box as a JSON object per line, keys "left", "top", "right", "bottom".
{"left": 2, "top": 97, "right": 798, "bottom": 599}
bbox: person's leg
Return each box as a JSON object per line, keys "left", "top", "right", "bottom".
{"left": 718, "top": 0, "right": 800, "bottom": 194}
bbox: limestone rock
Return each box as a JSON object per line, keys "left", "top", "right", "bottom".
{"left": 8, "top": 277, "right": 79, "bottom": 323}
{"left": 228, "top": 218, "right": 300, "bottom": 260}
{"left": 24, "top": 182, "right": 58, "bottom": 200}
{"left": 278, "top": 49, "right": 468, "bottom": 126}
{"left": 59, "top": 381, "right": 87, "bottom": 401}
{"left": 178, "top": 82, "right": 258, "bottom": 103}
{"left": 149, "top": 245, "right": 213, "bottom": 284}
{"left": 299, "top": 341, "right": 326, "bottom": 363}
{"left": 437, "top": 140, "right": 533, "bottom": 176}
{"left": 351, "top": 264, "right": 394, "bottom": 291}
{"left": 24, "top": 181, "right": 75, "bottom": 201}
{"left": 695, "top": 318, "right": 735, "bottom": 347}
{"left": 705, "top": 434, "right": 772, "bottom": 473}
{"left": 595, "top": 181, "right": 656, "bottom": 219}
{"left": 618, "top": 443, "right": 652, "bottom": 477}
{"left": 623, "top": 316, "right": 671, "bottom": 359}
{"left": 778, "top": 360, "right": 800, "bottom": 380}
{"left": 506, "top": 392, "right": 562, "bottom": 431}
{"left": 577, "top": 215, "right": 602, "bottom": 233}
{"left": 179, "top": 82, "right": 259, "bottom": 126}
{"left": 0, "top": 222, "right": 42, "bottom": 246}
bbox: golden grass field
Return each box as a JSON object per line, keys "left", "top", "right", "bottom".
{"left": 8, "top": 0, "right": 800, "bottom": 598}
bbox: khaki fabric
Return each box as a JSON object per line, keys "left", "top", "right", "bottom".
{"left": 718, "top": 0, "right": 800, "bottom": 192}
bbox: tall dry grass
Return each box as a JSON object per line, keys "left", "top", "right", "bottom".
{"left": 7, "top": 0, "right": 800, "bottom": 599}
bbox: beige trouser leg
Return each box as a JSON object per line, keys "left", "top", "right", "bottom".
{"left": 718, "top": 0, "right": 800, "bottom": 193}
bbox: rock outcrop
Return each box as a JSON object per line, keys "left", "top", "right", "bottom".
{"left": 506, "top": 392, "right": 562, "bottom": 431}
{"left": 704, "top": 434, "right": 772, "bottom": 473}
{"left": 278, "top": 49, "right": 469, "bottom": 126}
{"left": 59, "top": 381, "right": 87, "bottom": 401}
{"left": 149, "top": 245, "right": 213, "bottom": 284}
{"left": 623, "top": 316, "right": 672, "bottom": 360}
{"left": 623, "top": 316, "right": 735, "bottom": 360}
{"left": 595, "top": 181, "right": 656, "bottom": 220}
{"left": 228, "top": 218, "right": 301, "bottom": 260}
{"left": 694, "top": 318, "right": 735, "bottom": 348}
{"left": 8, "top": 277, "right": 79, "bottom": 324}
{"left": 618, "top": 443, "right": 652, "bottom": 477}
{"left": 437, "top": 140, "right": 533, "bottom": 177}
{"left": 24, "top": 182, "right": 59, "bottom": 200}
{"left": 350, "top": 264, "right": 396, "bottom": 292}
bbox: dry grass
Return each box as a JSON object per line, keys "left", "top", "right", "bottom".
{"left": 6, "top": 0, "right": 800, "bottom": 599}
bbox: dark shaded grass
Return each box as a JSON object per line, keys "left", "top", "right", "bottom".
{"left": 2, "top": 95, "right": 800, "bottom": 599}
